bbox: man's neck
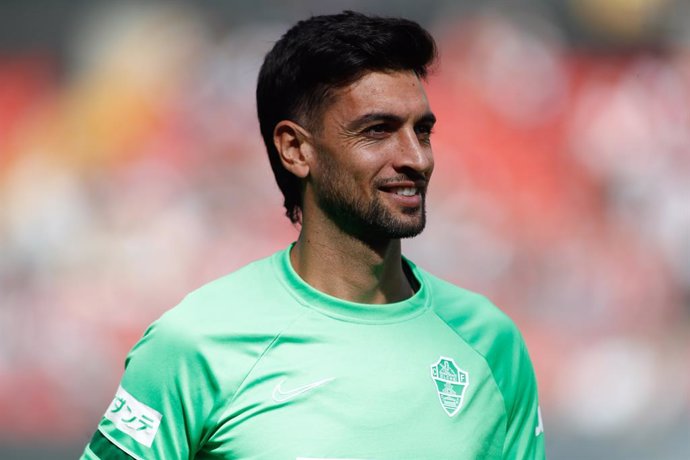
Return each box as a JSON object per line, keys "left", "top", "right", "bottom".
{"left": 290, "top": 223, "right": 414, "bottom": 304}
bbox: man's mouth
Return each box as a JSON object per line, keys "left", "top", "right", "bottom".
{"left": 379, "top": 181, "right": 425, "bottom": 195}
{"left": 377, "top": 182, "right": 426, "bottom": 210}
{"left": 392, "top": 187, "right": 418, "bottom": 196}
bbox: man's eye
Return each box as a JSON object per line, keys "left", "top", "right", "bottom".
{"left": 364, "top": 124, "right": 390, "bottom": 136}
{"left": 415, "top": 124, "right": 434, "bottom": 143}
{"left": 415, "top": 124, "right": 434, "bottom": 136}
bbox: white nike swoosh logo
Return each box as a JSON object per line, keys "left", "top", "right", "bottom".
{"left": 272, "top": 377, "right": 334, "bottom": 403}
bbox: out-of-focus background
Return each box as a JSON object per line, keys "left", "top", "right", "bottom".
{"left": 0, "top": 0, "right": 688, "bottom": 458}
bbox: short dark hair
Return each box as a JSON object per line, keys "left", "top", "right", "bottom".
{"left": 256, "top": 10, "right": 437, "bottom": 223}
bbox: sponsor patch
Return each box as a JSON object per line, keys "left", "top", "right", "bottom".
{"left": 103, "top": 385, "right": 162, "bottom": 447}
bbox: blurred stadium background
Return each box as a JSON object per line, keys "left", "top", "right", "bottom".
{"left": 0, "top": 0, "right": 689, "bottom": 458}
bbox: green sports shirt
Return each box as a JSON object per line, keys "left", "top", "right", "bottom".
{"left": 82, "top": 246, "right": 545, "bottom": 459}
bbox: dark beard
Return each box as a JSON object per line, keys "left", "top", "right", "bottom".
{"left": 314, "top": 155, "right": 427, "bottom": 242}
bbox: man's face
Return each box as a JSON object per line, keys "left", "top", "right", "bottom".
{"left": 307, "top": 71, "right": 435, "bottom": 241}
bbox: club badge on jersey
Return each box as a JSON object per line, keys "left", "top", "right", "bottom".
{"left": 430, "top": 356, "right": 469, "bottom": 417}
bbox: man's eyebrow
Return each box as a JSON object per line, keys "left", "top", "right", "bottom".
{"left": 347, "top": 112, "right": 403, "bottom": 131}
{"left": 418, "top": 112, "right": 437, "bottom": 125}
{"left": 347, "top": 111, "right": 436, "bottom": 130}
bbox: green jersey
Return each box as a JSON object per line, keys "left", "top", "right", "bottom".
{"left": 82, "top": 246, "right": 545, "bottom": 459}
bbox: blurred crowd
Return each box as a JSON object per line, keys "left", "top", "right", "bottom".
{"left": 0, "top": 1, "right": 688, "bottom": 458}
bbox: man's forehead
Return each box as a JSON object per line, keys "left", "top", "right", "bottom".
{"left": 327, "top": 70, "right": 431, "bottom": 119}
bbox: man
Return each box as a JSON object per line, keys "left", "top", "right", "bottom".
{"left": 82, "top": 11, "right": 545, "bottom": 459}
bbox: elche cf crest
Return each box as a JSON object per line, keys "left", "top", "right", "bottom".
{"left": 430, "top": 356, "right": 469, "bottom": 417}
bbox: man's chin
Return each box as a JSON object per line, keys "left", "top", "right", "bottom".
{"left": 379, "top": 206, "right": 426, "bottom": 237}
{"left": 320, "top": 195, "right": 426, "bottom": 240}
{"left": 364, "top": 214, "right": 426, "bottom": 240}
{"left": 389, "top": 223, "right": 426, "bottom": 239}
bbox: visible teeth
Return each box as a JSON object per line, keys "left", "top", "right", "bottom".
{"left": 395, "top": 187, "right": 417, "bottom": 196}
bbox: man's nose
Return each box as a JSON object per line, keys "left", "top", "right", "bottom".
{"left": 393, "top": 127, "right": 434, "bottom": 176}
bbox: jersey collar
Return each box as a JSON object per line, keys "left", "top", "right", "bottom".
{"left": 273, "top": 244, "right": 430, "bottom": 324}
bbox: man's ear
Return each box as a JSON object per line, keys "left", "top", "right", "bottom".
{"left": 273, "top": 120, "right": 314, "bottom": 179}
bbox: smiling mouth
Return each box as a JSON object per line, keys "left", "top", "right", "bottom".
{"left": 377, "top": 176, "right": 427, "bottom": 204}
{"left": 392, "top": 187, "right": 418, "bottom": 196}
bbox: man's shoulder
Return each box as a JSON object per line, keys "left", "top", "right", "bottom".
{"left": 417, "top": 266, "right": 509, "bottom": 321}
{"left": 151, "top": 249, "right": 299, "bottom": 340}
{"left": 121, "top": 249, "right": 301, "bottom": 397}
{"left": 416, "top": 266, "right": 523, "bottom": 347}
{"left": 185, "top": 251, "right": 280, "bottom": 304}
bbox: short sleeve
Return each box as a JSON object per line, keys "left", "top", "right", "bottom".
{"left": 81, "top": 314, "right": 219, "bottom": 459}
